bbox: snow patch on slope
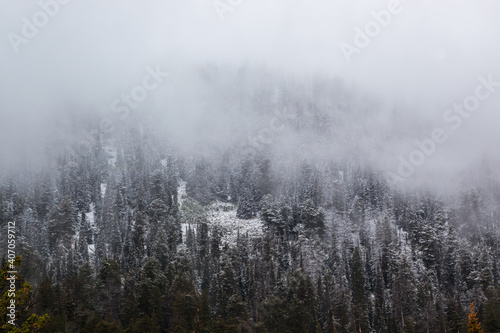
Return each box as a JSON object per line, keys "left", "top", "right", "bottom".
{"left": 101, "top": 183, "right": 107, "bottom": 198}
{"left": 86, "top": 203, "right": 98, "bottom": 232}
{"left": 181, "top": 223, "right": 195, "bottom": 243}
{"left": 88, "top": 244, "right": 95, "bottom": 263}
{"left": 207, "top": 201, "right": 263, "bottom": 246}
{"left": 177, "top": 180, "right": 263, "bottom": 247}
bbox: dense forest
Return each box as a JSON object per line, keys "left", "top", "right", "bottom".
{"left": 1, "top": 68, "right": 500, "bottom": 333}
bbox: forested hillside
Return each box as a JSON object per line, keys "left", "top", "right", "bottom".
{"left": 1, "top": 69, "right": 500, "bottom": 333}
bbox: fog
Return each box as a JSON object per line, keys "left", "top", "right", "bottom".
{"left": 1, "top": 0, "right": 500, "bottom": 190}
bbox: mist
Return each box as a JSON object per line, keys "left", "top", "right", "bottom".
{"left": 3, "top": 3, "right": 500, "bottom": 331}
{"left": 1, "top": 0, "right": 500, "bottom": 191}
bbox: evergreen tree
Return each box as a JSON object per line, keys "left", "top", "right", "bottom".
{"left": 351, "top": 247, "right": 370, "bottom": 333}
{"left": 483, "top": 286, "right": 500, "bottom": 333}
{"left": 48, "top": 196, "right": 76, "bottom": 254}
{"left": 467, "top": 302, "right": 484, "bottom": 333}
{"left": 95, "top": 259, "right": 122, "bottom": 319}
{"left": 0, "top": 256, "right": 50, "bottom": 332}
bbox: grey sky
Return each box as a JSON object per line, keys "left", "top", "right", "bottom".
{"left": 1, "top": 0, "right": 499, "bottom": 188}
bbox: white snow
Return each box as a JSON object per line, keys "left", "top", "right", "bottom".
{"left": 86, "top": 203, "right": 98, "bottom": 232}
{"left": 178, "top": 180, "right": 193, "bottom": 242}
{"left": 177, "top": 180, "right": 263, "bottom": 248}
{"left": 181, "top": 223, "right": 197, "bottom": 243}
{"left": 88, "top": 244, "right": 95, "bottom": 262}
{"left": 100, "top": 183, "right": 107, "bottom": 198}
{"left": 207, "top": 201, "right": 263, "bottom": 246}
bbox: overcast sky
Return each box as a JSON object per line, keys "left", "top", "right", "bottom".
{"left": 1, "top": 0, "right": 500, "bottom": 188}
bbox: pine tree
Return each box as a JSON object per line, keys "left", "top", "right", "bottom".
{"left": 297, "top": 199, "right": 325, "bottom": 236}
{"left": 0, "top": 256, "right": 50, "bottom": 332}
{"left": 467, "top": 302, "right": 484, "bottom": 333}
{"left": 236, "top": 159, "right": 260, "bottom": 219}
{"left": 96, "top": 259, "right": 122, "bottom": 319}
{"left": 124, "top": 315, "right": 160, "bottom": 333}
{"left": 483, "top": 286, "right": 500, "bottom": 333}
{"left": 136, "top": 257, "right": 166, "bottom": 317}
{"left": 351, "top": 247, "right": 370, "bottom": 333}
{"left": 199, "top": 289, "right": 212, "bottom": 333}
{"left": 187, "top": 157, "right": 214, "bottom": 206}
{"left": 285, "top": 269, "right": 318, "bottom": 333}
{"left": 373, "top": 267, "right": 386, "bottom": 333}
{"left": 445, "top": 297, "right": 464, "bottom": 333}
{"left": 48, "top": 196, "right": 76, "bottom": 254}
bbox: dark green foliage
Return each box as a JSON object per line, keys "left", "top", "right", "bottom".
{"left": 483, "top": 286, "right": 500, "bottom": 333}
{"left": 2, "top": 113, "right": 500, "bottom": 333}
{"left": 351, "top": 247, "right": 370, "bottom": 333}
{"left": 94, "top": 319, "right": 123, "bottom": 333}
{"left": 96, "top": 259, "right": 122, "bottom": 319}
{"left": 124, "top": 315, "right": 160, "bottom": 333}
